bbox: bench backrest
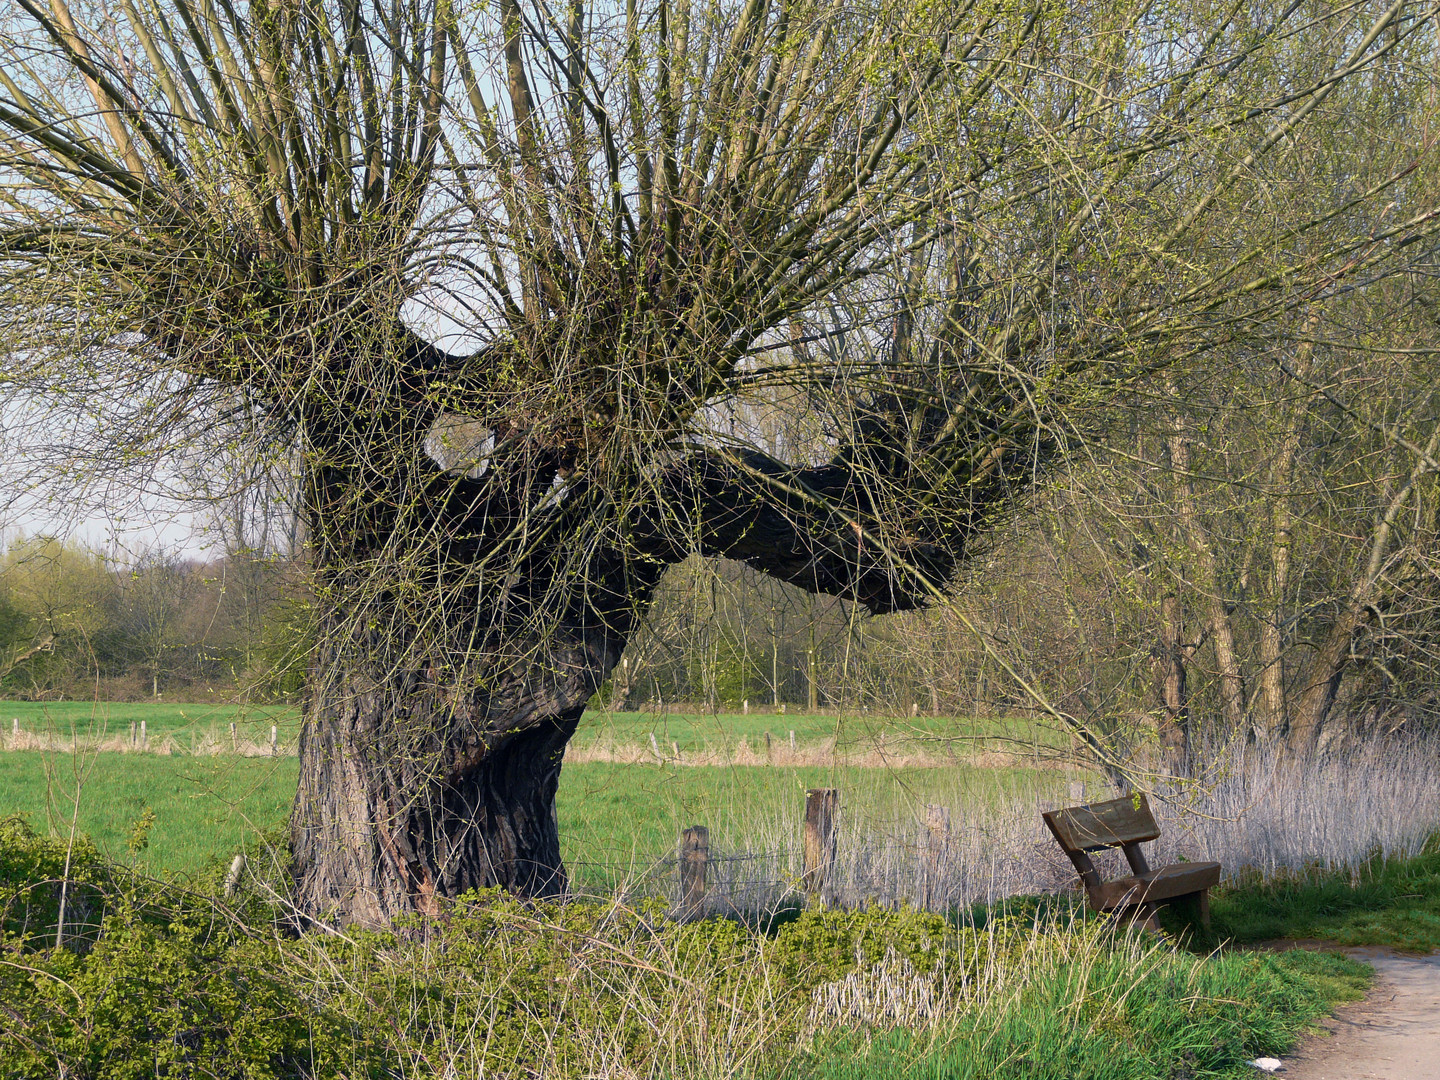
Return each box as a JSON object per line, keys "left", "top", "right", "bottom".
{"left": 1042, "top": 794, "right": 1159, "bottom": 854}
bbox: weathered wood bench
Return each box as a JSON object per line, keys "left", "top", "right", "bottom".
{"left": 1042, "top": 793, "right": 1220, "bottom": 928}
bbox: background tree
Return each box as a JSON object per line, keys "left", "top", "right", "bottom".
{"left": 116, "top": 546, "right": 192, "bottom": 699}
{"left": 2, "top": 0, "right": 1437, "bottom": 925}
{"left": 0, "top": 538, "right": 120, "bottom": 695}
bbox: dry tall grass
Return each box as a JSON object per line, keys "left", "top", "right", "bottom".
{"left": 2, "top": 727, "right": 289, "bottom": 757}
{"left": 609, "top": 735, "right": 1440, "bottom": 917}
{"left": 257, "top": 892, "right": 1178, "bottom": 1079}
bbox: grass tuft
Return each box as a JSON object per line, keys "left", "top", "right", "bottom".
{"left": 784, "top": 947, "right": 1369, "bottom": 1080}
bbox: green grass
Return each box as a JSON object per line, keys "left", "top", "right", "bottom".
{"left": 0, "top": 728, "right": 1407, "bottom": 1079}
{"left": 1, "top": 701, "right": 1075, "bottom": 888}
{"left": 0, "top": 751, "right": 297, "bottom": 878}
{"left": 557, "top": 758, "right": 1064, "bottom": 891}
{"left": 2, "top": 701, "right": 1059, "bottom": 757}
{"left": 575, "top": 707, "right": 1061, "bottom": 754}
{"left": 785, "top": 947, "right": 1370, "bottom": 1080}
{"left": 0, "top": 814, "right": 1376, "bottom": 1080}
{"left": 1204, "top": 839, "right": 1440, "bottom": 953}
{"left": 1, "top": 703, "right": 1420, "bottom": 1079}
{"left": 8, "top": 706, "right": 1440, "bottom": 959}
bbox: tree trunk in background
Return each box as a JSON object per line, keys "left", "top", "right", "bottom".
{"left": 1257, "top": 337, "right": 1314, "bottom": 741}
{"left": 608, "top": 655, "right": 633, "bottom": 711}
{"left": 1284, "top": 607, "right": 1363, "bottom": 759}
{"left": 1154, "top": 593, "right": 1189, "bottom": 775}
{"left": 1166, "top": 394, "right": 1247, "bottom": 733}
{"left": 771, "top": 624, "right": 781, "bottom": 707}
{"left": 1284, "top": 418, "right": 1440, "bottom": 757}
{"left": 807, "top": 597, "right": 820, "bottom": 712}
{"left": 1256, "top": 493, "right": 1295, "bottom": 740}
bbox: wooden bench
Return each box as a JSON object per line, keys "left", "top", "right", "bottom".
{"left": 1042, "top": 793, "right": 1220, "bottom": 928}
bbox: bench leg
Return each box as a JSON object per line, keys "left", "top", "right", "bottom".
{"left": 1168, "top": 891, "right": 1210, "bottom": 933}
{"left": 1115, "top": 903, "right": 1161, "bottom": 932}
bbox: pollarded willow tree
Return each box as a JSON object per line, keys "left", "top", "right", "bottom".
{"left": 2, "top": 0, "right": 1436, "bottom": 924}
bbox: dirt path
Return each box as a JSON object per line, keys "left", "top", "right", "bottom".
{"left": 1277, "top": 947, "right": 1440, "bottom": 1080}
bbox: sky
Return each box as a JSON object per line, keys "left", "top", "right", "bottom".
{"left": 1, "top": 489, "right": 211, "bottom": 563}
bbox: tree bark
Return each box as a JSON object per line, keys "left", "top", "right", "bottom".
{"left": 1165, "top": 392, "right": 1246, "bottom": 734}
{"left": 287, "top": 423, "right": 654, "bottom": 926}
{"left": 1283, "top": 418, "right": 1440, "bottom": 757}
{"left": 1256, "top": 492, "right": 1295, "bottom": 740}
{"left": 1283, "top": 608, "right": 1363, "bottom": 760}
{"left": 1256, "top": 333, "right": 1315, "bottom": 742}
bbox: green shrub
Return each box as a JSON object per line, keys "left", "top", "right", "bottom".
{"left": 13, "top": 921, "right": 350, "bottom": 1080}
{"left": 0, "top": 813, "right": 111, "bottom": 948}
{"left": 0, "top": 855, "right": 972, "bottom": 1079}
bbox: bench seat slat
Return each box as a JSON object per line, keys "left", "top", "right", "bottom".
{"left": 1092, "top": 861, "right": 1221, "bottom": 911}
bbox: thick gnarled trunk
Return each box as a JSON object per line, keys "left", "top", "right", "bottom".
{"left": 289, "top": 611, "right": 623, "bottom": 927}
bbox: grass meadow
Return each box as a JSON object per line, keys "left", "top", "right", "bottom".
{"left": 0, "top": 709, "right": 1077, "bottom": 902}
{"left": 0, "top": 750, "right": 297, "bottom": 877}
{"left": 6, "top": 702, "right": 1440, "bottom": 909}
{"left": 0, "top": 702, "right": 1078, "bottom": 892}
{"left": 0, "top": 699, "right": 1061, "bottom": 758}
{"left": 0, "top": 699, "right": 302, "bottom": 753}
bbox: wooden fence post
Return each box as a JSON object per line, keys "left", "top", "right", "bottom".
{"left": 789, "top": 730, "right": 796, "bottom": 752}
{"left": 223, "top": 853, "right": 247, "bottom": 898}
{"left": 229, "top": 721, "right": 237, "bottom": 750}
{"left": 648, "top": 732, "right": 663, "bottom": 763}
{"left": 140, "top": 719, "right": 147, "bottom": 750}
{"left": 924, "top": 804, "right": 951, "bottom": 910}
{"left": 803, "top": 788, "right": 839, "bottom": 903}
{"left": 679, "top": 826, "right": 709, "bottom": 919}
{"left": 270, "top": 725, "right": 278, "bottom": 756}
{"left": 764, "top": 731, "right": 772, "bottom": 761}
